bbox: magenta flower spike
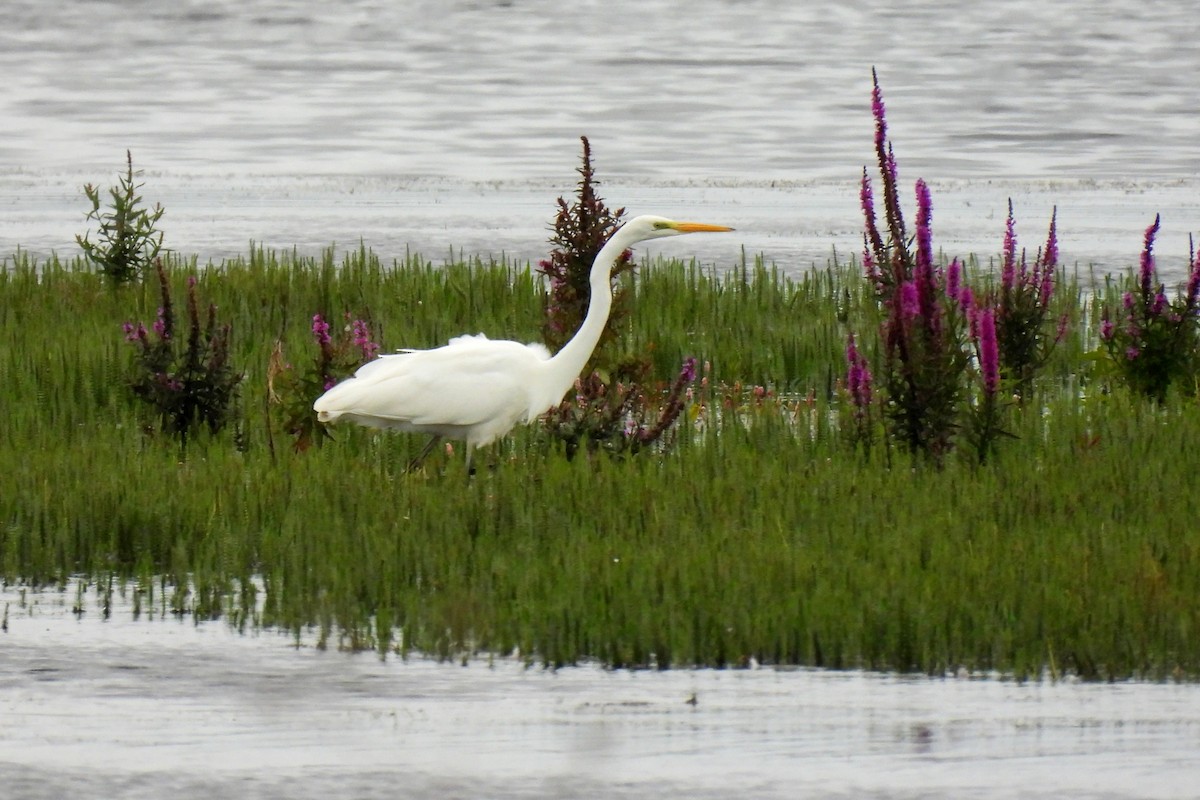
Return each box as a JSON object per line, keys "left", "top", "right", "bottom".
{"left": 900, "top": 280, "right": 920, "bottom": 320}
{"left": 1139, "top": 214, "right": 1161, "bottom": 299}
{"left": 1001, "top": 200, "right": 1017, "bottom": 294}
{"left": 861, "top": 170, "right": 884, "bottom": 265}
{"left": 863, "top": 241, "right": 881, "bottom": 286}
{"left": 1042, "top": 207, "right": 1059, "bottom": 269}
{"left": 1152, "top": 292, "right": 1169, "bottom": 317}
{"left": 979, "top": 307, "right": 1000, "bottom": 397}
{"left": 845, "top": 333, "right": 873, "bottom": 412}
{"left": 1186, "top": 234, "right": 1200, "bottom": 311}
{"left": 945, "top": 258, "right": 962, "bottom": 305}
{"left": 351, "top": 319, "right": 379, "bottom": 360}
{"left": 871, "top": 70, "right": 889, "bottom": 170}
{"left": 680, "top": 357, "right": 698, "bottom": 384}
{"left": 311, "top": 314, "right": 332, "bottom": 347}
{"left": 915, "top": 179, "right": 934, "bottom": 277}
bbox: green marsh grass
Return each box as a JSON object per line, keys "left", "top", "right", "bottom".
{"left": 2, "top": 248, "right": 1198, "bottom": 680}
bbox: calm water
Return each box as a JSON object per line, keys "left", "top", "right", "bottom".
{"left": 1, "top": 0, "right": 1199, "bottom": 273}
{"left": 3, "top": 3, "right": 1200, "bottom": 796}
{"left": 3, "top": 582, "right": 1199, "bottom": 800}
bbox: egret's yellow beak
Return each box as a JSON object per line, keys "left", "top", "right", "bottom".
{"left": 671, "top": 222, "right": 734, "bottom": 233}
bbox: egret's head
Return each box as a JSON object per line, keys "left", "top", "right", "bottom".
{"left": 621, "top": 215, "right": 734, "bottom": 242}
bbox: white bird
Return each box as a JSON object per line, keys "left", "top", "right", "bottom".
{"left": 313, "top": 215, "right": 733, "bottom": 472}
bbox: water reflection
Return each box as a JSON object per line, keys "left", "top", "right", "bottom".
{"left": 2, "top": 582, "right": 1198, "bottom": 799}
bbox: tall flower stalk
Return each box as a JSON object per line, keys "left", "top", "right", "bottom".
{"left": 857, "top": 69, "right": 969, "bottom": 465}
{"left": 963, "top": 306, "right": 1010, "bottom": 464}
{"left": 992, "top": 200, "right": 1066, "bottom": 398}
{"left": 844, "top": 333, "right": 875, "bottom": 453}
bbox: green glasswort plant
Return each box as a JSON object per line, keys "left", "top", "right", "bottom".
{"left": 1099, "top": 217, "right": 1200, "bottom": 402}
{"left": 77, "top": 150, "right": 165, "bottom": 285}
{"left": 537, "top": 136, "right": 698, "bottom": 458}
{"left": 121, "top": 260, "right": 242, "bottom": 444}
{"left": 268, "top": 312, "right": 380, "bottom": 452}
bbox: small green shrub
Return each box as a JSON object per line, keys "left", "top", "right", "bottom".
{"left": 77, "top": 150, "right": 165, "bottom": 285}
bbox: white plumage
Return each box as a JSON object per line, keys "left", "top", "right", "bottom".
{"left": 313, "top": 215, "right": 732, "bottom": 471}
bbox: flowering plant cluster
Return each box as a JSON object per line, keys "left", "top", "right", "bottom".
{"left": 857, "top": 70, "right": 971, "bottom": 465}
{"left": 1099, "top": 217, "right": 1200, "bottom": 402}
{"left": 268, "top": 311, "right": 380, "bottom": 451}
{"left": 121, "top": 259, "right": 242, "bottom": 443}
{"left": 852, "top": 71, "right": 1064, "bottom": 465}
{"left": 992, "top": 201, "right": 1068, "bottom": 397}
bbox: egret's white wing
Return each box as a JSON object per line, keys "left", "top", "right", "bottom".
{"left": 315, "top": 335, "right": 552, "bottom": 432}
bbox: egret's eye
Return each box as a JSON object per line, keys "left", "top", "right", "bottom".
{"left": 652, "top": 221, "right": 672, "bottom": 230}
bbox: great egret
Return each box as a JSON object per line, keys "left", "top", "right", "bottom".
{"left": 313, "top": 215, "right": 733, "bottom": 471}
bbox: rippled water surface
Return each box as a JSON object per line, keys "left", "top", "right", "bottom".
{"left": 3, "top": 3, "right": 1200, "bottom": 797}
{"left": 3, "top": 583, "right": 1199, "bottom": 800}
{"left": 2, "top": 0, "right": 1199, "bottom": 273}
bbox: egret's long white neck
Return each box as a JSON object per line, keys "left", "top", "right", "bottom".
{"left": 543, "top": 225, "right": 632, "bottom": 398}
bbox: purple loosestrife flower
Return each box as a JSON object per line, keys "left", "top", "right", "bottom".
{"left": 1152, "top": 292, "right": 1169, "bottom": 317}
{"left": 153, "top": 307, "right": 168, "bottom": 338}
{"left": 861, "top": 172, "right": 883, "bottom": 262}
{"left": 845, "top": 334, "right": 874, "bottom": 412}
{"left": 871, "top": 74, "right": 890, "bottom": 181}
{"left": 1187, "top": 235, "right": 1200, "bottom": 311}
{"left": 959, "top": 285, "right": 975, "bottom": 314}
{"left": 1100, "top": 317, "right": 1116, "bottom": 341}
{"left": 1055, "top": 313, "right": 1070, "bottom": 344}
{"left": 122, "top": 321, "right": 149, "bottom": 345}
{"left": 351, "top": 319, "right": 379, "bottom": 360}
{"left": 1038, "top": 261, "right": 1055, "bottom": 308}
{"left": 945, "top": 258, "right": 962, "bottom": 305}
{"left": 1039, "top": 208, "right": 1059, "bottom": 306}
{"left": 964, "top": 292, "right": 979, "bottom": 340}
{"left": 311, "top": 314, "right": 332, "bottom": 347}
{"left": 1001, "top": 200, "right": 1017, "bottom": 294}
{"left": 1140, "top": 214, "right": 1161, "bottom": 299}
{"left": 979, "top": 307, "right": 1000, "bottom": 397}
{"left": 915, "top": 180, "right": 934, "bottom": 274}
{"left": 900, "top": 281, "right": 920, "bottom": 320}
{"left": 680, "top": 357, "right": 697, "bottom": 384}
{"left": 863, "top": 242, "right": 881, "bottom": 287}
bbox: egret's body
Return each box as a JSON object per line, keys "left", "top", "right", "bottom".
{"left": 313, "top": 215, "right": 732, "bottom": 470}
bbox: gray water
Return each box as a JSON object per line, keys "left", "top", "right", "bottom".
{"left": 3, "top": 583, "right": 1199, "bottom": 800}
{"left": 2, "top": 0, "right": 1199, "bottom": 273}
{"left": 3, "top": 2, "right": 1200, "bottom": 797}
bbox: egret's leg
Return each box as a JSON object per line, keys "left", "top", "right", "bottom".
{"left": 405, "top": 435, "right": 442, "bottom": 473}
